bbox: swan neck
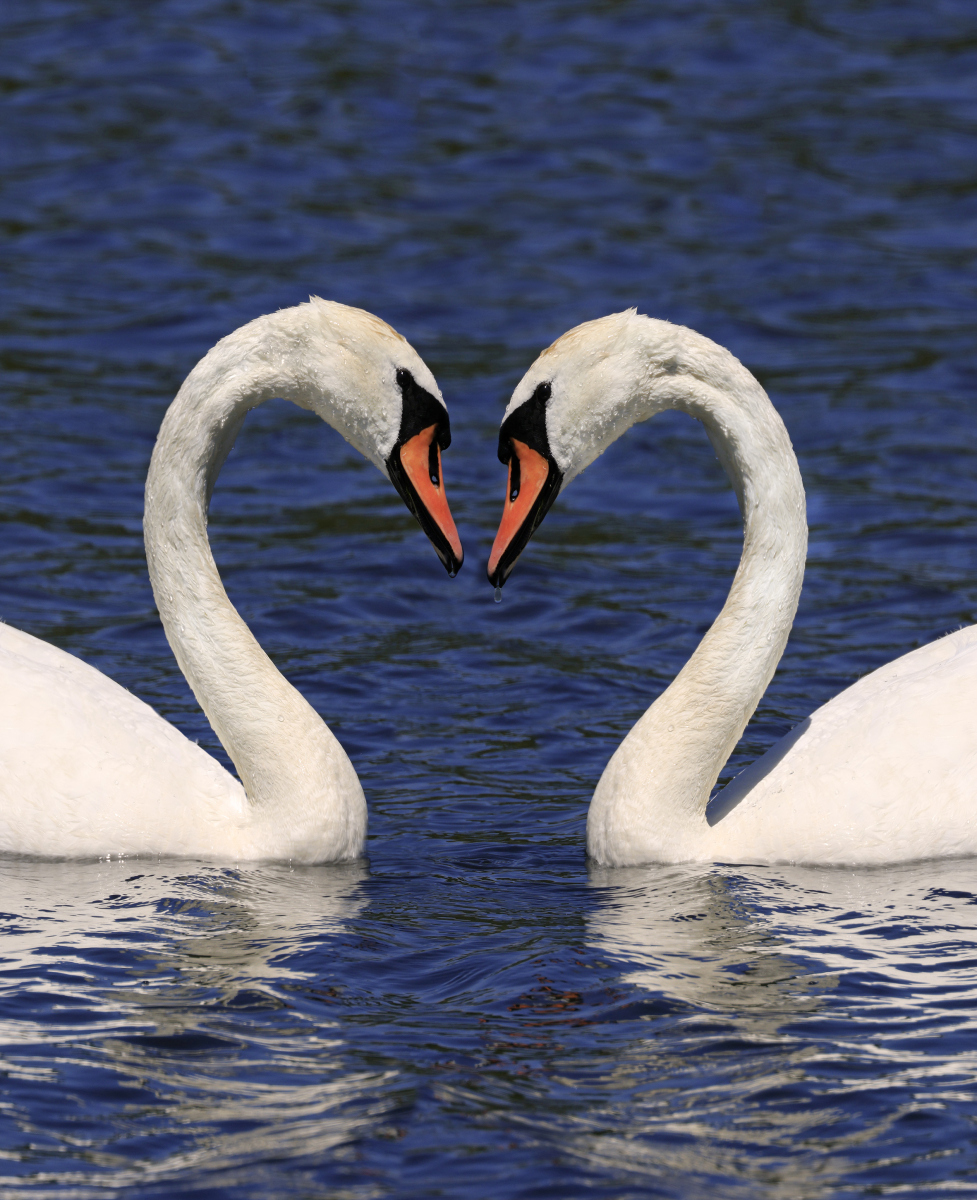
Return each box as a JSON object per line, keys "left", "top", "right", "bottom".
{"left": 589, "top": 357, "right": 807, "bottom": 863}
{"left": 143, "top": 335, "right": 356, "bottom": 838}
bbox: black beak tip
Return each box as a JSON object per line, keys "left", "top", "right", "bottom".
{"left": 486, "top": 558, "right": 512, "bottom": 589}
{"left": 439, "top": 545, "right": 464, "bottom": 578}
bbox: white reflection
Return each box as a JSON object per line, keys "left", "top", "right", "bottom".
{"left": 588, "top": 859, "right": 977, "bottom": 1011}
{"left": 0, "top": 858, "right": 366, "bottom": 993}
{"left": 580, "top": 859, "right": 977, "bottom": 1195}
{"left": 0, "top": 858, "right": 383, "bottom": 1195}
{"left": 588, "top": 862, "right": 824, "bottom": 1015}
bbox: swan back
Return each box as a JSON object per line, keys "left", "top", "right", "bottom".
{"left": 709, "top": 623, "right": 977, "bottom": 864}
{"left": 0, "top": 622, "right": 246, "bottom": 859}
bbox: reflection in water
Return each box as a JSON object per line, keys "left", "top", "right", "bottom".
{"left": 0, "top": 859, "right": 366, "bottom": 984}
{"left": 0, "top": 861, "right": 381, "bottom": 1194}
{"left": 588, "top": 863, "right": 826, "bottom": 1013}
{"left": 3, "top": 0, "right": 977, "bottom": 1191}
{"left": 578, "top": 862, "right": 977, "bottom": 1196}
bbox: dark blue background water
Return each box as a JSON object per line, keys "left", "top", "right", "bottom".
{"left": 2, "top": 1, "right": 977, "bottom": 1195}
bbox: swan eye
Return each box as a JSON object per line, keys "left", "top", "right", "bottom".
{"left": 428, "top": 438, "right": 440, "bottom": 487}
{"left": 396, "top": 368, "right": 411, "bottom": 387}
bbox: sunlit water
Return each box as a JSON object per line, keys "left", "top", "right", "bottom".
{"left": 2, "top": 1, "right": 977, "bottom": 1196}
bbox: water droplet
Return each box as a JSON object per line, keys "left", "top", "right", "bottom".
{"left": 448, "top": 567, "right": 457, "bottom": 579}
{"left": 278, "top": 715, "right": 284, "bottom": 722}
{"left": 494, "top": 587, "right": 502, "bottom": 603}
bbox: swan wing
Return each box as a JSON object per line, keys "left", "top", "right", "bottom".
{"left": 0, "top": 623, "right": 247, "bottom": 859}
{"left": 712, "top": 624, "right": 977, "bottom": 864}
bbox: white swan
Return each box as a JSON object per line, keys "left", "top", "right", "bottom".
{"left": 1, "top": 298, "right": 463, "bottom": 863}
{"left": 488, "top": 310, "right": 977, "bottom": 866}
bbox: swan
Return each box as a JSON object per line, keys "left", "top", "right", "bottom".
{"left": 0, "top": 298, "right": 463, "bottom": 863}
{"left": 488, "top": 310, "right": 977, "bottom": 866}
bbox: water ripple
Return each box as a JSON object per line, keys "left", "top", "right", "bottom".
{"left": 2, "top": 0, "right": 977, "bottom": 1195}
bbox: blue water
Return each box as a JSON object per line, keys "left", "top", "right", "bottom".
{"left": 2, "top": 0, "right": 977, "bottom": 1195}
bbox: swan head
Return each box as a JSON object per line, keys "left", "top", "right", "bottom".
{"left": 287, "top": 298, "right": 464, "bottom": 576}
{"left": 488, "top": 309, "right": 660, "bottom": 587}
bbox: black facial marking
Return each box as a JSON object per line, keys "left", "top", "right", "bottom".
{"left": 395, "top": 368, "right": 450, "bottom": 450}
{"left": 386, "top": 368, "right": 460, "bottom": 576}
{"left": 498, "top": 380, "right": 551, "bottom": 464}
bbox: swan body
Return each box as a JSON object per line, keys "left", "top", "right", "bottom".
{"left": 701, "top": 623, "right": 977, "bottom": 865}
{"left": 0, "top": 622, "right": 249, "bottom": 859}
{"left": 489, "top": 310, "right": 977, "bottom": 866}
{"left": 1, "top": 298, "right": 462, "bottom": 862}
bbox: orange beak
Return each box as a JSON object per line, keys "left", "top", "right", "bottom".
{"left": 487, "top": 438, "right": 558, "bottom": 587}
{"left": 397, "top": 423, "right": 463, "bottom": 574}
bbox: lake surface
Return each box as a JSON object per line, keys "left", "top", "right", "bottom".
{"left": 2, "top": 0, "right": 977, "bottom": 1195}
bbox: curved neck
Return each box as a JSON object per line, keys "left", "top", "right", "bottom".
{"left": 589, "top": 344, "right": 807, "bottom": 862}
{"left": 143, "top": 325, "right": 353, "bottom": 833}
